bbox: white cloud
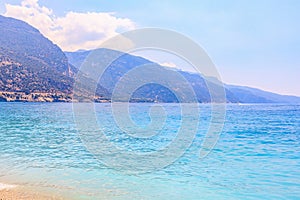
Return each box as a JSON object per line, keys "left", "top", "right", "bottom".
{"left": 4, "top": 0, "right": 136, "bottom": 51}
{"left": 160, "top": 62, "right": 179, "bottom": 69}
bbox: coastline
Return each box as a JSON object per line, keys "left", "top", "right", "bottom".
{"left": 0, "top": 92, "right": 172, "bottom": 103}
{"left": 0, "top": 91, "right": 110, "bottom": 103}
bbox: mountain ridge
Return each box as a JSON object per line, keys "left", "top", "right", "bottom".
{"left": 0, "top": 15, "right": 299, "bottom": 103}
{"left": 0, "top": 15, "right": 74, "bottom": 95}
{"left": 0, "top": 15, "right": 108, "bottom": 102}
{"left": 65, "top": 49, "right": 300, "bottom": 103}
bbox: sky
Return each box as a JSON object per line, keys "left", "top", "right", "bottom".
{"left": 0, "top": 0, "right": 299, "bottom": 96}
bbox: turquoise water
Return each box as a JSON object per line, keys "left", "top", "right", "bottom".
{"left": 0, "top": 103, "right": 299, "bottom": 199}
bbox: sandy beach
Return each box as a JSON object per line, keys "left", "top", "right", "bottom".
{"left": 0, "top": 184, "right": 64, "bottom": 200}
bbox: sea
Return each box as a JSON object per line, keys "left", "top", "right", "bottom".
{"left": 0, "top": 103, "right": 299, "bottom": 199}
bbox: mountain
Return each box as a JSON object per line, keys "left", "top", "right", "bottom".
{"left": 66, "top": 49, "right": 300, "bottom": 104}
{"left": 66, "top": 49, "right": 236, "bottom": 103}
{"left": 226, "top": 85, "right": 300, "bottom": 103}
{"left": 0, "top": 15, "right": 74, "bottom": 93}
{"left": 1, "top": 15, "right": 299, "bottom": 103}
{"left": 0, "top": 15, "right": 108, "bottom": 102}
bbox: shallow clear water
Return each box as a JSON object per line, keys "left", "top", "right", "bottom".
{"left": 0, "top": 103, "right": 299, "bottom": 199}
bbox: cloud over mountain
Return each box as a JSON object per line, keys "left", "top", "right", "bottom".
{"left": 4, "top": 0, "right": 136, "bottom": 51}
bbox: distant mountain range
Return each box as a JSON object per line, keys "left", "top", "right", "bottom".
{"left": 66, "top": 49, "right": 300, "bottom": 103}
{"left": 0, "top": 15, "right": 299, "bottom": 103}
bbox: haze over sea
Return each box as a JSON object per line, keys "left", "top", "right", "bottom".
{"left": 0, "top": 102, "right": 299, "bottom": 199}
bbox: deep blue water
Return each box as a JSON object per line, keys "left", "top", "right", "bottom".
{"left": 0, "top": 103, "right": 299, "bottom": 199}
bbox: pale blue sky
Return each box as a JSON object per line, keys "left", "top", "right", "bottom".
{"left": 0, "top": 0, "right": 299, "bottom": 96}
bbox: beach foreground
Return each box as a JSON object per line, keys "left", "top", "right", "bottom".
{"left": 0, "top": 185, "right": 63, "bottom": 200}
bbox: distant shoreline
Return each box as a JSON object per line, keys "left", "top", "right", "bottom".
{"left": 0, "top": 91, "right": 110, "bottom": 103}
{"left": 0, "top": 91, "right": 169, "bottom": 103}
{"left": 1, "top": 91, "right": 300, "bottom": 104}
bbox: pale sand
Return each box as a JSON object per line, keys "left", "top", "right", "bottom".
{"left": 0, "top": 183, "right": 16, "bottom": 190}
{"left": 0, "top": 185, "right": 64, "bottom": 200}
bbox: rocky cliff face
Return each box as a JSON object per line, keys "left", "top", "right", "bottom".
{"left": 0, "top": 15, "right": 75, "bottom": 97}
